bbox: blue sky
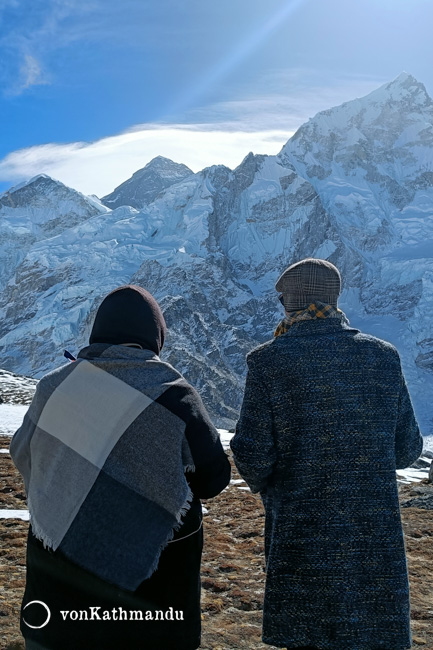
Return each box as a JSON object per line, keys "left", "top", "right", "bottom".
{"left": 1, "top": 0, "right": 433, "bottom": 196}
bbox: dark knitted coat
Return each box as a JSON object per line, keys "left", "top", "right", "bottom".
{"left": 230, "top": 317, "right": 423, "bottom": 650}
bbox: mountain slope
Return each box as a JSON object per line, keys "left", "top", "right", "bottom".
{"left": 279, "top": 72, "right": 433, "bottom": 250}
{"left": 0, "top": 155, "right": 332, "bottom": 425}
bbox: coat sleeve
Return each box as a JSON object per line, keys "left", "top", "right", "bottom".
{"left": 230, "top": 353, "right": 276, "bottom": 493}
{"left": 183, "top": 385, "right": 231, "bottom": 499}
{"left": 156, "top": 379, "right": 231, "bottom": 499}
{"left": 394, "top": 365, "right": 423, "bottom": 470}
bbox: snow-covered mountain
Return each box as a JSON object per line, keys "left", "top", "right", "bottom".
{"left": 1, "top": 73, "right": 433, "bottom": 435}
{"left": 0, "top": 174, "right": 108, "bottom": 293}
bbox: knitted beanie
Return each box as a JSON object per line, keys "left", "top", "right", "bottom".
{"left": 275, "top": 258, "right": 341, "bottom": 310}
{"left": 89, "top": 285, "right": 166, "bottom": 354}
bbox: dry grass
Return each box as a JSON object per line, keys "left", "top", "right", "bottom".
{"left": 1, "top": 434, "right": 432, "bottom": 649}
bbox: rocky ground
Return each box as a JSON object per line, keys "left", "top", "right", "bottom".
{"left": 1, "top": 433, "right": 432, "bottom": 649}
{"left": 0, "top": 370, "right": 37, "bottom": 405}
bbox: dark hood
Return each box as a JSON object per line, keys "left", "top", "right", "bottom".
{"left": 89, "top": 285, "right": 166, "bottom": 354}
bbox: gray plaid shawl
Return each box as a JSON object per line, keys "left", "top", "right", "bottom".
{"left": 10, "top": 343, "right": 199, "bottom": 591}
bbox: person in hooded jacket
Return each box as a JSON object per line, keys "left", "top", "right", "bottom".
{"left": 10, "top": 285, "right": 231, "bottom": 650}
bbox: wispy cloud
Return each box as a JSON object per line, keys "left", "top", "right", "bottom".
{"left": 13, "top": 54, "right": 50, "bottom": 94}
{"left": 173, "top": 70, "right": 387, "bottom": 132}
{"left": 0, "top": 0, "right": 101, "bottom": 95}
{"left": 0, "top": 124, "right": 294, "bottom": 197}
{"left": 0, "top": 0, "right": 188, "bottom": 96}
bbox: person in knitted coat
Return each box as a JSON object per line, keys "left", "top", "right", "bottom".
{"left": 11, "top": 285, "right": 231, "bottom": 650}
{"left": 231, "top": 258, "right": 423, "bottom": 650}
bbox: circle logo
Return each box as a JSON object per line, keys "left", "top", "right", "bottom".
{"left": 23, "top": 600, "right": 51, "bottom": 629}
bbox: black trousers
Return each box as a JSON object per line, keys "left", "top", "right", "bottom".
{"left": 22, "top": 512, "right": 203, "bottom": 650}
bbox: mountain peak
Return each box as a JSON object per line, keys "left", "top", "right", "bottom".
{"left": 366, "top": 71, "right": 432, "bottom": 107}
{"left": 27, "top": 173, "right": 53, "bottom": 183}
{"left": 281, "top": 72, "right": 433, "bottom": 159}
{"left": 388, "top": 71, "right": 429, "bottom": 95}
{"left": 391, "top": 71, "right": 422, "bottom": 88}
{"left": 102, "top": 158, "right": 193, "bottom": 210}
{"left": 140, "top": 155, "right": 189, "bottom": 172}
{"left": 0, "top": 175, "right": 108, "bottom": 212}
{"left": 394, "top": 71, "right": 416, "bottom": 82}
{"left": 1, "top": 174, "right": 61, "bottom": 197}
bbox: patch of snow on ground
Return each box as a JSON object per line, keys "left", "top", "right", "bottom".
{"left": 396, "top": 467, "right": 430, "bottom": 484}
{"left": 218, "top": 429, "right": 234, "bottom": 450}
{"left": 0, "top": 404, "right": 27, "bottom": 435}
{"left": 0, "top": 509, "right": 29, "bottom": 520}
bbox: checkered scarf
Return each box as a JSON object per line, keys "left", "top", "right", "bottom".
{"left": 10, "top": 344, "right": 205, "bottom": 591}
{"left": 274, "top": 301, "right": 348, "bottom": 337}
